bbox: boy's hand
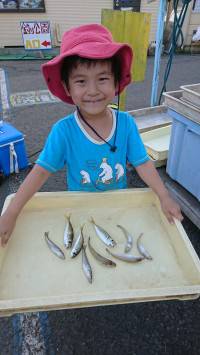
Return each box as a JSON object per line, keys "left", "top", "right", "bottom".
{"left": 159, "top": 193, "right": 183, "bottom": 224}
{"left": 0, "top": 212, "right": 16, "bottom": 247}
{"left": 135, "top": 161, "right": 183, "bottom": 224}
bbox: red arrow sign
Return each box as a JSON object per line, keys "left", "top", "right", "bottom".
{"left": 41, "top": 40, "right": 51, "bottom": 47}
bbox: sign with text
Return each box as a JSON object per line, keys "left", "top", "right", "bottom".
{"left": 20, "top": 21, "right": 52, "bottom": 50}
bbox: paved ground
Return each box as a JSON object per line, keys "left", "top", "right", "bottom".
{"left": 0, "top": 54, "right": 200, "bottom": 354}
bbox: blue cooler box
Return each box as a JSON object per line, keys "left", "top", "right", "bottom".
{"left": 0, "top": 122, "right": 28, "bottom": 176}
{"left": 167, "top": 109, "right": 200, "bottom": 201}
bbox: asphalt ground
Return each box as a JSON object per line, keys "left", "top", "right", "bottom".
{"left": 0, "top": 54, "right": 200, "bottom": 354}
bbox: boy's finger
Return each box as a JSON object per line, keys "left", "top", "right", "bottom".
{"left": 166, "top": 212, "right": 174, "bottom": 224}
{"left": 1, "top": 234, "right": 9, "bottom": 247}
{"left": 177, "top": 213, "right": 184, "bottom": 222}
{"left": 173, "top": 209, "right": 183, "bottom": 222}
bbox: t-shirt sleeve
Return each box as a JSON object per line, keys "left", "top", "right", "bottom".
{"left": 36, "top": 122, "right": 66, "bottom": 173}
{"left": 126, "top": 114, "right": 150, "bottom": 167}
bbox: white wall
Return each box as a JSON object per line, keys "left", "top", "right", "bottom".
{"left": 0, "top": 0, "right": 112, "bottom": 47}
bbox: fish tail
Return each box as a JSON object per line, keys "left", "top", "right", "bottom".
{"left": 83, "top": 243, "right": 86, "bottom": 251}
{"left": 81, "top": 224, "right": 85, "bottom": 233}
{"left": 137, "top": 232, "right": 144, "bottom": 241}
{"left": 90, "top": 217, "right": 95, "bottom": 224}
{"left": 44, "top": 231, "right": 49, "bottom": 239}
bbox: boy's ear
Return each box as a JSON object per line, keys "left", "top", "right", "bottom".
{"left": 62, "top": 81, "right": 71, "bottom": 97}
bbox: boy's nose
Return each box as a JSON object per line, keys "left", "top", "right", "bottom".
{"left": 87, "top": 81, "right": 98, "bottom": 95}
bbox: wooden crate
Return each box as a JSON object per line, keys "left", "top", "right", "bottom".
{"left": 0, "top": 189, "right": 200, "bottom": 316}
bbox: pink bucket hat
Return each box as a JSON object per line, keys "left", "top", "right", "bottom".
{"left": 42, "top": 23, "right": 133, "bottom": 105}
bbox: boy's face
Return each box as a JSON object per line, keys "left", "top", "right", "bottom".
{"left": 64, "top": 61, "right": 117, "bottom": 117}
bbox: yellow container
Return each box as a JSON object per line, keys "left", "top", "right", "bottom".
{"left": 141, "top": 125, "right": 171, "bottom": 161}
{"left": 149, "top": 156, "right": 167, "bottom": 168}
{"left": 0, "top": 189, "right": 200, "bottom": 316}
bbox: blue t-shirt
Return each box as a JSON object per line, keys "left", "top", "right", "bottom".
{"left": 36, "top": 110, "right": 149, "bottom": 192}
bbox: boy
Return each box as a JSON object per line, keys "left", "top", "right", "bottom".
{"left": 0, "top": 24, "right": 183, "bottom": 246}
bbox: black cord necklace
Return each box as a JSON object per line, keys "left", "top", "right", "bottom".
{"left": 76, "top": 96, "right": 119, "bottom": 152}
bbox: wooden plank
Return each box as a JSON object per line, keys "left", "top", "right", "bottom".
{"left": 101, "top": 9, "right": 126, "bottom": 110}
{"left": 101, "top": 9, "right": 125, "bottom": 43}
{"left": 124, "top": 11, "right": 151, "bottom": 81}
{"left": 119, "top": 90, "right": 126, "bottom": 111}
{"left": 101, "top": 9, "right": 151, "bottom": 110}
{"left": 158, "top": 167, "right": 200, "bottom": 230}
{"left": 101, "top": 9, "right": 151, "bottom": 81}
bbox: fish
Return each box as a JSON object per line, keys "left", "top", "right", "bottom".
{"left": 70, "top": 226, "right": 84, "bottom": 258}
{"left": 90, "top": 217, "right": 116, "bottom": 247}
{"left": 44, "top": 232, "right": 65, "bottom": 260}
{"left": 63, "top": 214, "right": 74, "bottom": 249}
{"left": 82, "top": 245, "right": 92, "bottom": 283}
{"left": 136, "top": 233, "right": 153, "bottom": 260}
{"left": 117, "top": 224, "right": 133, "bottom": 253}
{"left": 105, "top": 248, "right": 143, "bottom": 263}
{"left": 88, "top": 237, "right": 116, "bottom": 267}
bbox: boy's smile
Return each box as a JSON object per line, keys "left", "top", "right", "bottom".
{"left": 64, "top": 61, "right": 117, "bottom": 120}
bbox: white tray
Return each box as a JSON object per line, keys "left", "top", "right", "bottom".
{"left": 128, "top": 105, "right": 172, "bottom": 133}
{"left": 180, "top": 83, "right": 200, "bottom": 108}
{"left": 0, "top": 189, "right": 200, "bottom": 316}
{"left": 141, "top": 125, "right": 171, "bottom": 160}
{"left": 163, "top": 90, "right": 200, "bottom": 124}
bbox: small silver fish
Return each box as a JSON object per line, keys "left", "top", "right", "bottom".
{"left": 44, "top": 232, "right": 65, "bottom": 260}
{"left": 70, "top": 226, "right": 84, "bottom": 258}
{"left": 136, "top": 233, "right": 153, "bottom": 260}
{"left": 63, "top": 214, "right": 74, "bottom": 249}
{"left": 106, "top": 248, "right": 143, "bottom": 263}
{"left": 82, "top": 245, "right": 92, "bottom": 283}
{"left": 117, "top": 224, "right": 133, "bottom": 253}
{"left": 90, "top": 217, "right": 116, "bottom": 247}
{"left": 88, "top": 237, "right": 116, "bottom": 267}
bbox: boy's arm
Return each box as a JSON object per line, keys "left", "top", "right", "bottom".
{"left": 135, "top": 160, "right": 183, "bottom": 224}
{"left": 0, "top": 164, "right": 51, "bottom": 247}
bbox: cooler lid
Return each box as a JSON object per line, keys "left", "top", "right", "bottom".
{"left": 0, "top": 122, "right": 23, "bottom": 146}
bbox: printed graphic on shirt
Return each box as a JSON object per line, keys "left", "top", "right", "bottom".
{"left": 115, "top": 163, "right": 125, "bottom": 182}
{"left": 97, "top": 158, "right": 113, "bottom": 185}
{"left": 80, "top": 170, "right": 91, "bottom": 185}
{"left": 80, "top": 158, "right": 125, "bottom": 187}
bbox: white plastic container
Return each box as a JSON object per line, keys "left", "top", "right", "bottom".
{"left": 167, "top": 109, "right": 200, "bottom": 201}
{"left": 0, "top": 189, "right": 200, "bottom": 316}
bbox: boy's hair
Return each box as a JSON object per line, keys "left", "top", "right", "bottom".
{"left": 61, "top": 55, "right": 121, "bottom": 90}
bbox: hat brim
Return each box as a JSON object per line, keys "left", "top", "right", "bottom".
{"left": 42, "top": 42, "right": 133, "bottom": 105}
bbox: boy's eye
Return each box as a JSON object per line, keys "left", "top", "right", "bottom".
{"left": 99, "top": 77, "right": 109, "bottom": 81}
{"left": 75, "top": 80, "right": 85, "bottom": 84}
